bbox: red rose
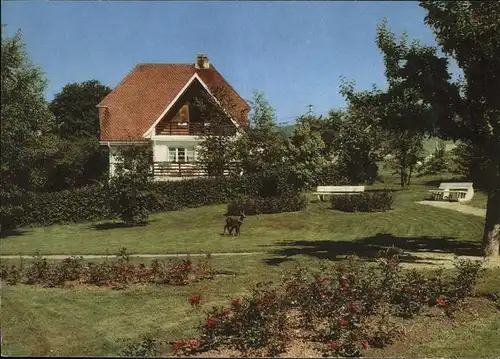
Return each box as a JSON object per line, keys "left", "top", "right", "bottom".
{"left": 361, "top": 340, "right": 370, "bottom": 349}
{"left": 189, "top": 295, "right": 201, "bottom": 305}
{"left": 327, "top": 341, "right": 338, "bottom": 349}
{"left": 189, "top": 339, "right": 200, "bottom": 349}
{"left": 436, "top": 296, "right": 447, "bottom": 306}
{"left": 205, "top": 316, "right": 217, "bottom": 328}
{"left": 337, "top": 318, "right": 348, "bottom": 326}
{"left": 231, "top": 298, "right": 241, "bottom": 307}
{"left": 183, "top": 263, "right": 193, "bottom": 271}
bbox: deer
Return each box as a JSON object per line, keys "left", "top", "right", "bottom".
{"left": 223, "top": 212, "right": 246, "bottom": 236}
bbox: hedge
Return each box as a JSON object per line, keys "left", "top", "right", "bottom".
{"left": 227, "top": 193, "right": 308, "bottom": 216}
{"left": 331, "top": 190, "right": 393, "bottom": 212}
{"left": 7, "top": 175, "right": 262, "bottom": 229}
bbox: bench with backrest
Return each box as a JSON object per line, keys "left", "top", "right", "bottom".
{"left": 428, "top": 182, "right": 474, "bottom": 202}
{"left": 313, "top": 185, "right": 365, "bottom": 201}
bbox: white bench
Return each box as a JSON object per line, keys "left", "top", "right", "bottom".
{"left": 313, "top": 185, "right": 365, "bottom": 201}
{"left": 429, "top": 182, "right": 474, "bottom": 202}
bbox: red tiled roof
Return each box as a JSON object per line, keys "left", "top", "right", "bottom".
{"left": 99, "top": 63, "right": 250, "bottom": 142}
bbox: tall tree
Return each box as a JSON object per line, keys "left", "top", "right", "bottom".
{"left": 378, "top": 2, "right": 500, "bottom": 256}
{"left": 47, "top": 80, "right": 111, "bottom": 190}
{"left": 193, "top": 87, "right": 239, "bottom": 177}
{"left": 235, "top": 91, "right": 285, "bottom": 175}
{"left": 374, "top": 21, "right": 431, "bottom": 187}
{"left": 284, "top": 114, "right": 328, "bottom": 191}
{"left": 1, "top": 29, "right": 58, "bottom": 229}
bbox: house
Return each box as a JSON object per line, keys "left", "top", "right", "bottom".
{"left": 98, "top": 54, "right": 250, "bottom": 180}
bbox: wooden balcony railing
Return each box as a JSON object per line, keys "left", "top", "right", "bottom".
{"left": 153, "top": 162, "right": 236, "bottom": 178}
{"left": 155, "top": 122, "right": 236, "bottom": 136}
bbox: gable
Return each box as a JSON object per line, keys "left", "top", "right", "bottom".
{"left": 98, "top": 63, "right": 250, "bottom": 142}
{"left": 154, "top": 78, "right": 237, "bottom": 136}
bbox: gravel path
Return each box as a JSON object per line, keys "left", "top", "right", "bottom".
{"left": 0, "top": 252, "right": 266, "bottom": 260}
{"left": 417, "top": 200, "right": 486, "bottom": 217}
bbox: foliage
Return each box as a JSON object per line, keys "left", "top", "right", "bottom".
{"left": 450, "top": 141, "right": 489, "bottom": 189}
{"left": 192, "top": 87, "right": 239, "bottom": 177}
{"left": 1, "top": 29, "right": 59, "bottom": 229}
{"left": 47, "top": 80, "right": 111, "bottom": 190}
{"left": 332, "top": 84, "right": 384, "bottom": 185}
{"left": 234, "top": 91, "right": 286, "bottom": 176}
{"left": 120, "top": 335, "right": 161, "bottom": 357}
{"left": 0, "top": 249, "right": 215, "bottom": 289}
{"left": 419, "top": 139, "right": 452, "bottom": 175}
{"left": 284, "top": 115, "right": 328, "bottom": 191}
{"left": 378, "top": 2, "right": 500, "bottom": 256}
{"left": 227, "top": 193, "right": 308, "bottom": 216}
{"left": 108, "top": 144, "right": 154, "bottom": 226}
{"left": 331, "top": 191, "right": 393, "bottom": 213}
{"left": 11, "top": 174, "right": 263, "bottom": 228}
{"left": 167, "top": 254, "right": 484, "bottom": 357}
{"left": 384, "top": 131, "right": 426, "bottom": 186}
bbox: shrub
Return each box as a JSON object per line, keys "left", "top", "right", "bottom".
{"left": 108, "top": 145, "right": 153, "bottom": 226}
{"left": 120, "top": 335, "right": 161, "bottom": 357}
{"left": 124, "top": 254, "right": 485, "bottom": 358}
{"left": 227, "top": 193, "right": 307, "bottom": 216}
{"left": 13, "top": 183, "right": 112, "bottom": 228}
{"left": 195, "top": 282, "right": 290, "bottom": 356}
{"left": 0, "top": 250, "right": 216, "bottom": 289}
{"left": 331, "top": 190, "right": 393, "bottom": 212}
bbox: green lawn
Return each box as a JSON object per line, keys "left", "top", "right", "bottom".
{"left": 0, "top": 177, "right": 485, "bottom": 256}
{"left": 1, "top": 173, "right": 496, "bottom": 357}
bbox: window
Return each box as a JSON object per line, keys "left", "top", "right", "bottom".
{"left": 178, "top": 148, "right": 186, "bottom": 162}
{"left": 168, "top": 147, "right": 191, "bottom": 163}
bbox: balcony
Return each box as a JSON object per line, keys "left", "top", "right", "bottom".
{"left": 155, "top": 122, "right": 236, "bottom": 136}
{"left": 153, "top": 162, "right": 236, "bottom": 179}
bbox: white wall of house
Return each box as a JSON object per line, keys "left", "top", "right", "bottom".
{"left": 109, "top": 145, "right": 119, "bottom": 177}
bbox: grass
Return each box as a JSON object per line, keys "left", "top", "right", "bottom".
{"left": 1, "top": 172, "right": 496, "bottom": 357}
{"left": 469, "top": 190, "right": 488, "bottom": 209}
{"left": 0, "top": 174, "right": 485, "bottom": 256}
{"left": 2, "top": 254, "right": 499, "bottom": 357}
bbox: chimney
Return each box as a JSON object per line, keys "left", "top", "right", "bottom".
{"left": 195, "top": 54, "right": 210, "bottom": 69}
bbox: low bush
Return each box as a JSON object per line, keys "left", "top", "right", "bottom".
{"left": 226, "top": 193, "right": 308, "bottom": 216}
{"left": 331, "top": 190, "right": 393, "bottom": 212}
{"left": 165, "top": 253, "right": 484, "bottom": 357}
{"left": 0, "top": 249, "right": 216, "bottom": 289}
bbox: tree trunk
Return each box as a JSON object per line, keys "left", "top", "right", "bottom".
{"left": 483, "top": 186, "right": 500, "bottom": 258}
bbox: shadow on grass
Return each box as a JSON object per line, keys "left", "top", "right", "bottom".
{"left": 93, "top": 222, "right": 149, "bottom": 230}
{"left": 0, "top": 229, "right": 27, "bottom": 239}
{"left": 262, "top": 233, "right": 482, "bottom": 266}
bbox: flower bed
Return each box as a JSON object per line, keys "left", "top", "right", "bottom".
{"left": 155, "top": 253, "right": 484, "bottom": 357}
{"left": 0, "top": 249, "right": 215, "bottom": 289}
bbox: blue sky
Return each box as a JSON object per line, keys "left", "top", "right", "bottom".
{"left": 1, "top": 1, "right": 457, "bottom": 124}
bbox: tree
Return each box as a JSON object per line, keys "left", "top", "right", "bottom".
{"left": 47, "top": 80, "right": 111, "bottom": 190}
{"left": 376, "top": 2, "right": 500, "bottom": 257}
{"left": 108, "top": 144, "right": 153, "bottom": 226}
{"left": 330, "top": 81, "right": 387, "bottom": 185}
{"left": 284, "top": 114, "right": 328, "bottom": 191}
{"left": 1, "top": 28, "right": 58, "bottom": 229}
{"left": 192, "top": 87, "right": 239, "bottom": 177}
{"left": 235, "top": 91, "right": 285, "bottom": 176}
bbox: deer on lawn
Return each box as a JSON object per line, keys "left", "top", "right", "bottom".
{"left": 223, "top": 212, "right": 246, "bottom": 236}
